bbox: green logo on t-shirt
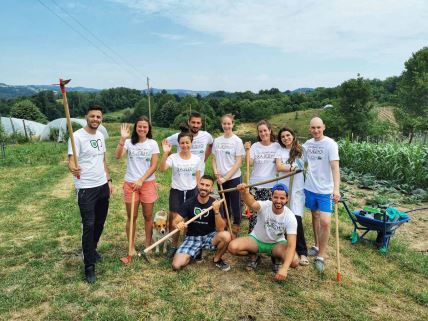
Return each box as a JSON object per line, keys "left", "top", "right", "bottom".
{"left": 90, "top": 139, "right": 102, "bottom": 151}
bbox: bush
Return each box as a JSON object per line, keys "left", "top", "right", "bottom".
{"left": 10, "top": 99, "right": 47, "bottom": 124}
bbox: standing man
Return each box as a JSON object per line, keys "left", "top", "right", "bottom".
{"left": 228, "top": 183, "right": 299, "bottom": 281}
{"left": 68, "top": 105, "right": 113, "bottom": 284}
{"left": 164, "top": 111, "right": 213, "bottom": 175}
{"left": 172, "top": 175, "right": 232, "bottom": 271}
{"left": 303, "top": 117, "right": 340, "bottom": 273}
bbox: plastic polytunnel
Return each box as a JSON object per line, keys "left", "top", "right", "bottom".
{"left": 0, "top": 117, "right": 46, "bottom": 138}
{"left": 39, "top": 118, "right": 109, "bottom": 141}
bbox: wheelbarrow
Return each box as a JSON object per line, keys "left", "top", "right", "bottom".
{"left": 341, "top": 200, "right": 411, "bottom": 253}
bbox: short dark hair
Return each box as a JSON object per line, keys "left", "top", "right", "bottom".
{"left": 189, "top": 111, "right": 202, "bottom": 121}
{"left": 200, "top": 174, "right": 214, "bottom": 183}
{"left": 86, "top": 105, "right": 103, "bottom": 114}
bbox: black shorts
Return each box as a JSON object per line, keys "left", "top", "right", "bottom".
{"left": 169, "top": 187, "right": 197, "bottom": 212}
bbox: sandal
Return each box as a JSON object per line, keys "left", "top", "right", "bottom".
{"left": 299, "top": 255, "right": 309, "bottom": 266}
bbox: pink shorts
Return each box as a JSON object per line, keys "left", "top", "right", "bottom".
{"left": 123, "top": 180, "right": 158, "bottom": 204}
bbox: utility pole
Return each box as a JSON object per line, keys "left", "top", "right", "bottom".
{"left": 147, "top": 77, "right": 152, "bottom": 124}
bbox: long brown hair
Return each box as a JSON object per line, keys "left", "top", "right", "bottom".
{"left": 131, "top": 116, "right": 152, "bottom": 144}
{"left": 277, "top": 127, "right": 302, "bottom": 164}
{"left": 256, "top": 120, "right": 276, "bottom": 142}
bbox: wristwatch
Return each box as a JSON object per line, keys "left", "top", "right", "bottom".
{"left": 108, "top": 178, "right": 113, "bottom": 183}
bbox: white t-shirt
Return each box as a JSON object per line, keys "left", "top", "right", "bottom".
{"left": 166, "top": 131, "right": 213, "bottom": 174}
{"left": 250, "top": 142, "right": 280, "bottom": 188}
{"left": 212, "top": 134, "right": 245, "bottom": 180}
{"left": 68, "top": 128, "right": 107, "bottom": 189}
{"left": 275, "top": 147, "right": 305, "bottom": 217}
{"left": 303, "top": 137, "right": 339, "bottom": 194}
{"left": 166, "top": 153, "right": 203, "bottom": 191}
{"left": 250, "top": 200, "right": 298, "bottom": 243}
{"left": 124, "top": 138, "right": 160, "bottom": 183}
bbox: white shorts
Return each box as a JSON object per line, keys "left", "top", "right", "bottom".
{"left": 289, "top": 189, "right": 305, "bottom": 217}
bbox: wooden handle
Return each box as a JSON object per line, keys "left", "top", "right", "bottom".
{"left": 219, "top": 182, "right": 233, "bottom": 234}
{"left": 219, "top": 169, "right": 303, "bottom": 194}
{"left": 335, "top": 204, "right": 341, "bottom": 282}
{"left": 245, "top": 148, "right": 250, "bottom": 184}
{"left": 128, "top": 192, "right": 136, "bottom": 256}
{"left": 287, "top": 175, "right": 294, "bottom": 206}
{"left": 61, "top": 79, "right": 79, "bottom": 173}
{"left": 144, "top": 199, "right": 225, "bottom": 254}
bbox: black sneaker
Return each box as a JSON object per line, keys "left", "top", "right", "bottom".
{"left": 271, "top": 256, "right": 281, "bottom": 273}
{"left": 246, "top": 255, "right": 261, "bottom": 271}
{"left": 95, "top": 251, "right": 103, "bottom": 263}
{"left": 194, "top": 251, "right": 203, "bottom": 263}
{"left": 168, "top": 247, "right": 177, "bottom": 259}
{"left": 84, "top": 265, "right": 96, "bottom": 284}
{"left": 214, "top": 259, "right": 230, "bottom": 271}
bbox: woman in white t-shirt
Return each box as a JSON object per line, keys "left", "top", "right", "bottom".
{"left": 275, "top": 127, "right": 308, "bottom": 266}
{"left": 115, "top": 116, "right": 160, "bottom": 255}
{"left": 212, "top": 114, "right": 245, "bottom": 234}
{"left": 245, "top": 120, "right": 280, "bottom": 268}
{"left": 160, "top": 131, "right": 202, "bottom": 255}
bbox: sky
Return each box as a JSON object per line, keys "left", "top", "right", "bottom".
{"left": 0, "top": 0, "right": 427, "bottom": 92}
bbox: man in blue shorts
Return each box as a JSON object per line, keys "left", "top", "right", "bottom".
{"left": 303, "top": 117, "right": 341, "bottom": 273}
{"left": 228, "top": 183, "right": 299, "bottom": 281}
{"left": 172, "top": 175, "right": 232, "bottom": 271}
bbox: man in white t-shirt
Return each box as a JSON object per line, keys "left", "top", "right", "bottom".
{"left": 68, "top": 106, "right": 113, "bottom": 284}
{"left": 228, "top": 183, "right": 299, "bottom": 281}
{"left": 164, "top": 111, "right": 213, "bottom": 174}
{"left": 303, "top": 117, "right": 340, "bottom": 273}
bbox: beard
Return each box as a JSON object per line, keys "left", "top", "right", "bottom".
{"left": 190, "top": 127, "right": 199, "bottom": 134}
{"left": 273, "top": 202, "right": 285, "bottom": 210}
{"left": 198, "top": 189, "right": 209, "bottom": 197}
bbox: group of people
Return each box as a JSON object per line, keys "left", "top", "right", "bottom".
{"left": 68, "top": 106, "right": 340, "bottom": 284}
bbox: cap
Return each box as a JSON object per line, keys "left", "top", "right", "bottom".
{"left": 271, "top": 183, "right": 289, "bottom": 194}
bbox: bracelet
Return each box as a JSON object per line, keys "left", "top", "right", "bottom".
{"left": 108, "top": 179, "right": 112, "bottom": 183}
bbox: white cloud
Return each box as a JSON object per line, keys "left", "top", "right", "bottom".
{"left": 112, "top": 0, "right": 428, "bottom": 60}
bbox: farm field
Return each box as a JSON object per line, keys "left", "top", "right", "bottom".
{"left": 0, "top": 124, "right": 427, "bottom": 321}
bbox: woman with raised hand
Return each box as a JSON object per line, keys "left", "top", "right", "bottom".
{"left": 160, "top": 130, "right": 202, "bottom": 257}
{"left": 212, "top": 114, "right": 245, "bottom": 235}
{"left": 245, "top": 119, "right": 280, "bottom": 270}
{"left": 275, "top": 127, "right": 308, "bottom": 266}
{"left": 115, "top": 116, "right": 159, "bottom": 255}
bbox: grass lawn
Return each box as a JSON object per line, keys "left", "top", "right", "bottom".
{"left": 0, "top": 126, "right": 427, "bottom": 321}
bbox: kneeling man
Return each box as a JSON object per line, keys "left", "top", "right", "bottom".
{"left": 172, "top": 175, "right": 232, "bottom": 271}
{"left": 228, "top": 183, "right": 299, "bottom": 281}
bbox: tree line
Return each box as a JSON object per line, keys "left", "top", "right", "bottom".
{"left": 0, "top": 47, "right": 426, "bottom": 142}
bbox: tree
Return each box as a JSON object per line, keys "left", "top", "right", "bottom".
{"left": 338, "top": 76, "right": 373, "bottom": 138}
{"left": 155, "top": 100, "right": 180, "bottom": 127}
{"left": 10, "top": 99, "right": 47, "bottom": 123}
{"left": 397, "top": 47, "right": 428, "bottom": 143}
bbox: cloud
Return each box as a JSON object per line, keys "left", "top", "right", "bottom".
{"left": 151, "top": 32, "right": 185, "bottom": 41}
{"left": 111, "top": 0, "right": 428, "bottom": 61}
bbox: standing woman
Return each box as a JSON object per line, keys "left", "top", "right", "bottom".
{"left": 245, "top": 120, "right": 280, "bottom": 269}
{"left": 115, "top": 116, "right": 159, "bottom": 255}
{"left": 160, "top": 131, "right": 202, "bottom": 256}
{"left": 275, "top": 127, "right": 308, "bottom": 266}
{"left": 212, "top": 114, "right": 245, "bottom": 235}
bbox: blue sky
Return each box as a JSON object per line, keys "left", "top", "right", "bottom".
{"left": 1, "top": 0, "right": 427, "bottom": 92}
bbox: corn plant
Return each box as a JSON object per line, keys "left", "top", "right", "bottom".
{"left": 338, "top": 140, "right": 428, "bottom": 188}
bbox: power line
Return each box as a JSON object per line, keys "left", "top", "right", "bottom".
{"left": 37, "top": 0, "right": 147, "bottom": 84}
{"left": 49, "top": 0, "right": 146, "bottom": 80}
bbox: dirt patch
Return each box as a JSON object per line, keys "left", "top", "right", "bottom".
{"left": 50, "top": 174, "right": 74, "bottom": 199}
{"left": 10, "top": 302, "right": 50, "bottom": 321}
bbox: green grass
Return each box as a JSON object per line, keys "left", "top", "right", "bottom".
{"left": 0, "top": 128, "right": 427, "bottom": 321}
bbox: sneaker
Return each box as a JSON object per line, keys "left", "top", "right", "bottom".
{"left": 95, "top": 251, "right": 103, "bottom": 263}
{"left": 168, "top": 247, "right": 177, "bottom": 259}
{"left": 214, "top": 259, "right": 231, "bottom": 271}
{"left": 314, "top": 257, "right": 325, "bottom": 273}
{"left": 308, "top": 246, "right": 319, "bottom": 257}
{"left": 194, "top": 251, "right": 203, "bottom": 263}
{"left": 246, "top": 255, "right": 261, "bottom": 270}
{"left": 84, "top": 265, "right": 96, "bottom": 284}
{"left": 271, "top": 256, "right": 281, "bottom": 273}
